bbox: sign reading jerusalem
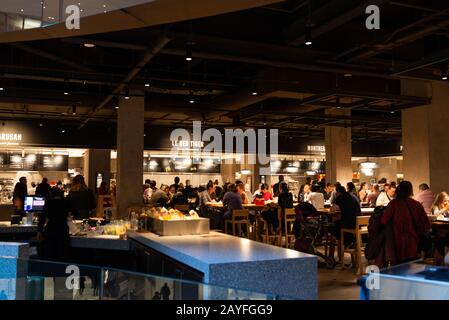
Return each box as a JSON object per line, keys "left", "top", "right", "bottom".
{"left": 0, "top": 133, "right": 22, "bottom": 146}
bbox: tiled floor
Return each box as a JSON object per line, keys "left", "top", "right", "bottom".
{"left": 317, "top": 252, "right": 365, "bottom": 300}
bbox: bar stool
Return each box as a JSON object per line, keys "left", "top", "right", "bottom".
{"left": 225, "top": 209, "right": 250, "bottom": 238}
{"left": 282, "top": 208, "right": 297, "bottom": 248}
{"left": 340, "top": 215, "right": 370, "bottom": 275}
{"left": 261, "top": 216, "right": 282, "bottom": 246}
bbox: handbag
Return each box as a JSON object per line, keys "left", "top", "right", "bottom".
{"left": 404, "top": 200, "right": 433, "bottom": 253}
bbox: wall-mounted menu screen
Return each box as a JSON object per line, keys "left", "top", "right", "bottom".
{"left": 270, "top": 160, "right": 325, "bottom": 174}
{"left": 0, "top": 153, "right": 68, "bottom": 171}
{"left": 144, "top": 156, "right": 220, "bottom": 173}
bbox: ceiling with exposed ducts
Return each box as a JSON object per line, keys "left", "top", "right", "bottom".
{"left": 0, "top": 0, "right": 448, "bottom": 143}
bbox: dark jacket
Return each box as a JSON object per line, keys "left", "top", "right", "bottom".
{"left": 334, "top": 193, "right": 362, "bottom": 229}
{"left": 223, "top": 191, "right": 243, "bottom": 219}
{"left": 278, "top": 191, "right": 293, "bottom": 215}
{"left": 38, "top": 197, "right": 70, "bottom": 236}
{"left": 68, "top": 188, "right": 96, "bottom": 220}
{"left": 36, "top": 183, "right": 51, "bottom": 198}
{"left": 170, "top": 191, "right": 188, "bottom": 207}
{"left": 13, "top": 182, "right": 27, "bottom": 203}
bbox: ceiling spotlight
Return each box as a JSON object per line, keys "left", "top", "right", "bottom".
{"left": 72, "top": 104, "right": 77, "bottom": 115}
{"left": 124, "top": 87, "right": 130, "bottom": 100}
{"left": 344, "top": 73, "right": 353, "bottom": 77}
{"left": 115, "top": 106, "right": 119, "bottom": 110}
{"left": 189, "top": 91, "right": 195, "bottom": 104}
{"left": 64, "top": 91, "right": 69, "bottom": 95}
{"left": 441, "top": 66, "right": 448, "bottom": 80}
{"left": 186, "top": 44, "right": 192, "bottom": 61}
{"left": 84, "top": 43, "right": 95, "bottom": 48}
{"left": 0, "top": 87, "right": 4, "bottom": 91}
{"left": 145, "top": 82, "right": 150, "bottom": 87}
{"left": 305, "top": 26, "right": 313, "bottom": 46}
{"left": 39, "top": 123, "right": 43, "bottom": 127}
{"left": 390, "top": 111, "right": 395, "bottom": 114}
{"left": 61, "top": 129, "right": 66, "bottom": 133}
{"left": 252, "top": 91, "right": 258, "bottom": 96}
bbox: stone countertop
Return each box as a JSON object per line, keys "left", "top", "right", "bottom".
{"left": 70, "top": 235, "right": 130, "bottom": 251}
{"left": 0, "top": 222, "right": 38, "bottom": 234}
{"left": 128, "top": 231, "right": 317, "bottom": 299}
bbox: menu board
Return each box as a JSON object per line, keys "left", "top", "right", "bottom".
{"left": 270, "top": 160, "right": 325, "bottom": 174}
{"left": 143, "top": 157, "right": 220, "bottom": 173}
{"left": 0, "top": 153, "right": 68, "bottom": 171}
{"left": 39, "top": 155, "right": 69, "bottom": 171}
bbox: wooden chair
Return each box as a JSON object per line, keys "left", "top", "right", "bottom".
{"left": 96, "top": 195, "right": 114, "bottom": 218}
{"left": 282, "top": 208, "right": 297, "bottom": 248}
{"left": 174, "top": 204, "right": 190, "bottom": 212}
{"left": 225, "top": 209, "right": 250, "bottom": 238}
{"left": 261, "top": 215, "right": 282, "bottom": 246}
{"left": 340, "top": 215, "right": 370, "bottom": 275}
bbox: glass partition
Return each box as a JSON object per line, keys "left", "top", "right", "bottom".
{"left": 0, "top": 257, "right": 285, "bottom": 300}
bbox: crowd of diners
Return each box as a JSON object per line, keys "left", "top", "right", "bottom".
{"left": 142, "top": 174, "right": 449, "bottom": 266}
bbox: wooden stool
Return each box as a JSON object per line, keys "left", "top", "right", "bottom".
{"left": 340, "top": 215, "right": 370, "bottom": 275}
{"left": 282, "top": 208, "right": 297, "bottom": 248}
{"left": 174, "top": 204, "right": 190, "bottom": 212}
{"left": 261, "top": 216, "right": 282, "bottom": 246}
{"left": 96, "top": 195, "right": 114, "bottom": 218}
{"left": 225, "top": 209, "right": 250, "bottom": 238}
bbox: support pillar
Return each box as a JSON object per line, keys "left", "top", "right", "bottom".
{"left": 116, "top": 96, "right": 144, "bottom": 218}
{"left": 402, "top": 80, "right": 449, "bottom": 193}
{"left": 83, "top": 149, "right": 111, "bottom": 191}
{"left": 325, "top": 108, "right": 352, "bottom": 184}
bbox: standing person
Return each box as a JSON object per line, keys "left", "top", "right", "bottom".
{"left": 13, "top": 177, "right": 27, "bottom": 216}
{"left": 160, "top": 283, "right": 171, "bottom": 300}
{"left": 97, "top": 181, "right": 109, "bottom": 196}
{"left": 414, "top": 183, "right": 435, "bottom": 215}
{"left": 170, "top": 176, "right": 180, "bottom": 193}
{"left": 308, "top": 184, "right": 325, "bottom": 210}
{"left": 381, "top": 181, "right": 431, "bottom": 264}
{"left": 36, "top": 178, "right": 51, "bottom": 198}
{"left": 358, "top": 182, "right": 369, "bottom": 203}
{"left": 376, "top": 183, "right": 396, "bottom": 207}
{"left": 79, "top": 277, "right": 86, "bottom": 296}
{"left": 272, "top": 175, "right": 284, "bottom": 198}
{"left": 37, "top": 187, "right": 70, "bottom": 261}
{"left": 67, "top": 175, "right": 96, "bottom": 220}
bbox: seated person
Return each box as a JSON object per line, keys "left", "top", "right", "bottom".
{"left": 148, "top": 181, "right": 169, "bottom": 208}
{"left": 431, "top": 192, "right": 449, "bottom": 217}
{"left": 308, "top": 184, "right": 325, "bottom": 210}
{"left": 222, "top": 184, "right": 243, "bottom": 232}
{"left": 169, "top": 185, "right": 188, "bottom": 208}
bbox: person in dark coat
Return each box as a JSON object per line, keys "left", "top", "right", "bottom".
{"left": 67, "top": 175, "right": 96, "bottom": 220}
{"left": 13, "top": 176, "right": 27, "bottom": 216}
{"left": 36, "top": 178, "right": 51, "bottom": 198}
{"left": 37, "top": 187, "right": 70, "bottom": 261}
{"left": 160, "top": 283, "right": 171, "bottom": 300}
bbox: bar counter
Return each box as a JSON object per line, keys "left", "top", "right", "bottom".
{"left": 128, "top": 231, "right": 317, "bottom": 299}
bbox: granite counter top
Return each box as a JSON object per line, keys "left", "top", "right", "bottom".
{"left": 128, "top": 231, "right": 317, "bottom": 299}
{"left": 70, "top": 235, "right": 130, "bottom": 251}
{"left": 0, "top": 222, "right": 37, "bottom": 234}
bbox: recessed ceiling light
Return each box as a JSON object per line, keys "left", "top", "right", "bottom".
{"left": 39, "top": 123, "right": 43, "bottom": 127}
{"left": 115, "top": 106, "right": 119, "bottom": 109}
{"left": 145, "top": 83, "right": 150, "bottom": 87}
{"left": 344, "top": 73, "right": 353, "bottom": 77}
{"left": 0, "top": 88, "right": 4, "bottom": 91}
{"left": 64, "top": 92, "right": 69, "bottom": 95}
{"left": 252, "top": 91, "right": 258, "bottom": 96}
{"left": 61, "top": 129, "right": 66, "bottom": 133}
{"left": 84, "top": 43, "right": 95, "bottom": 48}
{"left": 390, "top": 111, "right": 395, "bottom": 114}
{"left": 20, "top": 9, "right": 24, "bottom": 12}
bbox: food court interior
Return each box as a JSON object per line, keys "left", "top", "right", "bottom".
{"left": 1, "top": 0, "right": 449, "bottom": 301}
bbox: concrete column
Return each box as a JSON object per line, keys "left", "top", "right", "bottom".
{"left": 83, "top": 149, "right": 111, "bottom": 191}
{"left": 116, "top": 96, "right": 144, "bottom": 218}
{"left": 402, "top": 80, "right": 449, "bottom": 193}
{"left": 325, "top": 108, "right": 352, "bottom": 184}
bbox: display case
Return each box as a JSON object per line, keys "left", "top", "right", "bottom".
{"left": 359, "top": 261, "right": 449, "bottom": 300}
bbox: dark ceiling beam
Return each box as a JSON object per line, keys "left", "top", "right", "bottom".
{"left": 389, "top": 2, "right": 438, "bottom": 13}
{"left": 285, "top": 0, "right": 391, "bottom": 46}
{"left": 10, "top": 43, "right": 94, "bottom": 72}
{"left": 391, "top": 47, "right": 449, "bottom": 76}
{"left": 348, "top": 9, "right": 449, "bottom": 61}
{"left": 79, "top": 36, "right": 171, "bottom": 128}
